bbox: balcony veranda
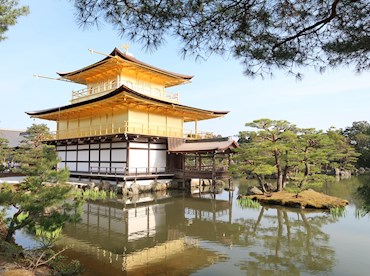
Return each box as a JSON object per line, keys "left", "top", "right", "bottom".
{"left": 71, "top": 80, "right": 179, "bottom": 104}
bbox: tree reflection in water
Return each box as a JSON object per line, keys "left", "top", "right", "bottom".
{"left": 235, "top": 206, "right": 337, "bottom": 275}
{"left": 355, "top": 176, "right": 370, "bottom": 217}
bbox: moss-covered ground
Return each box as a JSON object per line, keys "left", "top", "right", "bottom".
{"left": 243, "top": 189, "right": 349, "bottom": 209}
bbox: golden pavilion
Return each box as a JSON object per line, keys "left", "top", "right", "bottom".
{"left": 27, "top": 48, "right": 237, "bottom": 186}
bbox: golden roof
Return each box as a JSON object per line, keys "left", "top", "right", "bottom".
{"left": 57, "top": 48, "right": 193, "bottom": 88}
{"left": 26, "top": 84, "right": 228, "bottom": 122}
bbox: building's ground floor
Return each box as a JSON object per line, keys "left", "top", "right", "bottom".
{"left": 48, "top": 133, "right": 238, "bottom": 189}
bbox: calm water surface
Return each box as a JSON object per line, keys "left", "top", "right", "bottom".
{"left": 26, "top": 176, "right": 370, "bottom": 275}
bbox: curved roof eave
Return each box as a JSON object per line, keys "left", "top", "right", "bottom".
{"left": 25, "top": 84, "right": 229, "bottom": 118}
{"left": 57, "top": 48, "right": 193, "bottom": 81}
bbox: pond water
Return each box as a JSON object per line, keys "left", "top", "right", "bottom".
{"left": 14, "top": 176, "right": 370, "bottom": 275}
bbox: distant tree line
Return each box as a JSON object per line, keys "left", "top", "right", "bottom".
{"left": 342, "top": 121, "right": 370, "bottom": 169}
{"left": 232, "top": 119, "right": 370, "bottom": 192}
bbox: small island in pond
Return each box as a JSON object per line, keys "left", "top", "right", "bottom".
{"left": 240, "top": 189, "right": 349, "bottom": 209}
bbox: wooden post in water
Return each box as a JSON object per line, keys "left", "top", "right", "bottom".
{"left": 228, "top": 153, "right": 233, "bottom": 190}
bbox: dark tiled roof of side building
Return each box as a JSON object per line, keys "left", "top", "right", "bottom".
{"left": 0, "top": 129, "right": 27, "bottom": 148}
{"left": 168, "top": 137, "right": 239, "bottom": 153}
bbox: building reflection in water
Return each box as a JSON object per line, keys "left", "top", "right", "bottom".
{"left": 57, "top": 190, "right": 337, "bottom": 275}
{"left": 57, "top": 191, "right": 231, "bottom": 275}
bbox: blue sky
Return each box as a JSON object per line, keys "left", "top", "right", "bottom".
{"left": 0, "top": 0, "right": 369, "bottom": 137}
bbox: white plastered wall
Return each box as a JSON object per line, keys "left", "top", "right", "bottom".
{"left": 55, "top": 141, "right": 128, "bottom": 173}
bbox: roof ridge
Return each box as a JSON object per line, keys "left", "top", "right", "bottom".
{"left": 185, "top": 137, "right": 230, "bottom": 143}
{"left": 58, "top": 48, "right": 193, "bottom": 83}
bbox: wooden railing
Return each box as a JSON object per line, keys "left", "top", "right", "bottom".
{"left": 71, "top": 80, "right": 179, "bottom": 104}
{"left": 71, "top": 81, "right": 118, "bottom": 102}
{"left": 44, "top": 121, "right": 214, "bottom": 141}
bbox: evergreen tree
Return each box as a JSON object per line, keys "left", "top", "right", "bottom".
{"left": 343, "top": 121, "right": 370, "bottom": 168}
{"left": 0, "top": 124, "right": 80, "bottom": 243}
{"left": 290, "top": 128, "right": 334, "bottom": 190}
{"left": 71, "top": 0, "right": 370, "bottom": 77}
{"left": 232, "top": 119, "right": 298, "bottom": 191}
{"left": 0, "top": 137, "right": 10, "bottom": 172}
{"left": 0, "top": 0, "right": 29, "bottom": 41}
{"left": 231, "top": 119, "right": 358, "bottom": 192}
{"left": 326, "top": 127, "right": 359, "bottom": 172}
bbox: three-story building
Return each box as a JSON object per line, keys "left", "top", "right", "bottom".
{"left": 27, "top": 48, "right": 237, "bottom": 187}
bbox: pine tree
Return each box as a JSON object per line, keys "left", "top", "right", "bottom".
{"left": 0, "top": 138, "right": 10, "bottom": 172}
{"left": 71, "top": 0, "right": 370, "bottom": 77}
{"left": 232, "top": 119, "right": 358, "bottom": 192}
{"left": 0, "top": 0, "right": 29, "bottom": 41}
{"left": 0, "top": 124, "right": 80, "bottom": 243}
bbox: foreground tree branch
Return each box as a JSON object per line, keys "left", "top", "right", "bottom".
{"left": 70, "top": 0, "right": 369, "bottom": 77}
{"left": 272, "top": 0, "right": 340, "bottom": 50}
{"left": 0, "top": 0, "right": 29, "bottom": 41}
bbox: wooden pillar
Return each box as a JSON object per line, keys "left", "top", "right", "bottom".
{"left": 105, "top": 113, "right": 108, "bottom": 134}
{"left": 109, "top": 140, "right": 112, "bottom": 174}
{"left": 228, "top": 153, "right": 232, "bottom": 190}
{"left": 148, "top": 138, "right": 151, "bottom": 174}
{"left": 212, "top": 152, "right": 216, "bottom": 189}
{"left": 64, "top": 143, "right": 67, "bottom": 170}
{"left": 56, "top": 121, "right": 60, "bottom": 140}
{"left": 66, "top": 118, "right": 69, "bottom": 138}
{"left": 98, "top": 139, "right": 101, "bottom": 173}
{"left": 89, "top": 116, "right": 92, "bottom": 136}
{"left": 147, "top": 106, "right": 150, "bottom": 135}
{"left": 88, "top": 140, "right": 91, "bottom": 173}
{"left": 57, "top": 107, "right": 61, "bottom": 139}
{"left": 111, "top": 108, "right": 114, "bottom": 134}
{"left": 76, "top": 142, "right": 79, "bottom": 172}
{"left": 126, "top": 141, "right": 130, "bottom": 174}
{"left": 182, "top": 154, "right": 185, "bottom": 190}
